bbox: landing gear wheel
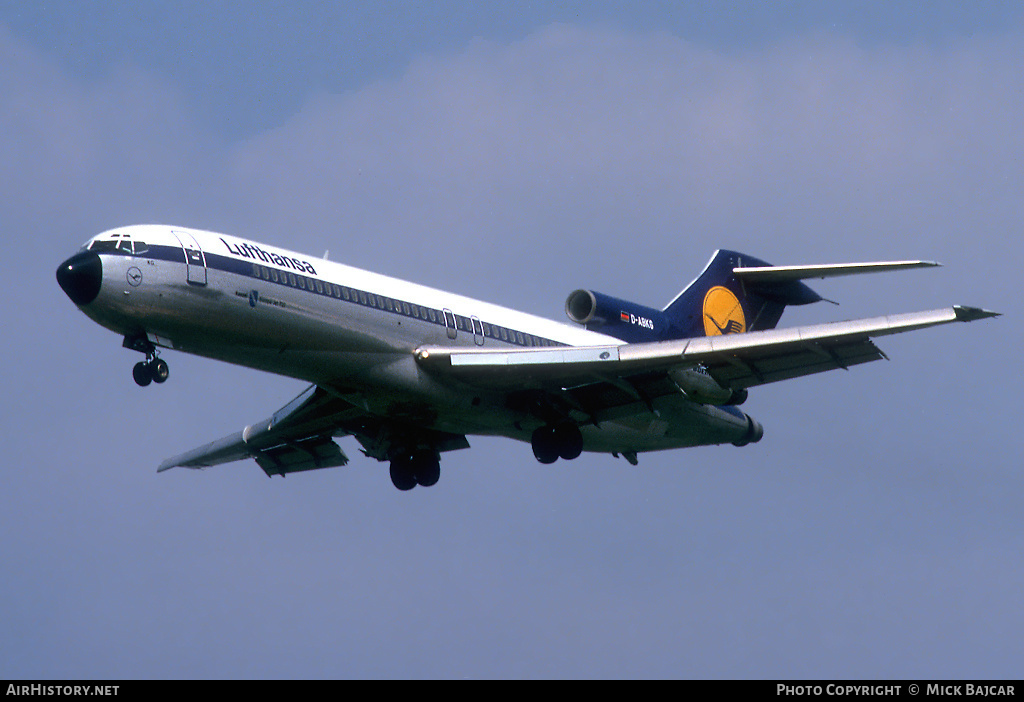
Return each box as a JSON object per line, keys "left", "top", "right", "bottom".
{"left": 532, "top": 426, "right": 560, "bottom": 464}
{"left": 150, "top": 358, "right": 169, "bottom": 384}
{"left": 554, "top": 423, "right": 583, "bottom": 460}
{"left": 389, "top": 457, "right": 417, "bottom": 491}
{"left": 412, "top": 452, "right": 441, "bottom": 487}
{"left": 133, "top": 361, "right": 153, "bottom": 387}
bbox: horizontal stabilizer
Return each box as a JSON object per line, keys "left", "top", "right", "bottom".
{"left": 734, "top": 260, "right": 940, "bottom": 282}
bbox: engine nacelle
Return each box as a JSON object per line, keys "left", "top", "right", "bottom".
{"left": 669, "top": 367, "right": 748, "bottom": 406}
{"left": 731, "top": 414, "right": 764, "bottom": 447}
{"left": 565, "top": 289, "right": 670, "bottom": 343}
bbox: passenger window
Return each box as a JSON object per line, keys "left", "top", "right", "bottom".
{"left": 271, "top": 269, "right": 279, "bottom": 283}
{"left": 315, "top": 280, "right": 323, "bottom": 294}
{"left": 289, "top": 273, "right": 297, "bottom": 287}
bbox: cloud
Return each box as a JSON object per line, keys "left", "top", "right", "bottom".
{"left": 227, "top": 25, "right": 1023, "bottom": 287}
{"left": 0, "top": 26, "right": 220, "bottom": 235}
{"left": 6, "top": 21, "right": 1018, "bottom": 300}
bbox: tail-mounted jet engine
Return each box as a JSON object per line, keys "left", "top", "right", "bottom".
{"left": 565, "top": 289, "right": 669, "bottom": 343}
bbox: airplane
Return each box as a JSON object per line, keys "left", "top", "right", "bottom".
{"left": 56, "top": 225, "right": 998, "bottom": 490}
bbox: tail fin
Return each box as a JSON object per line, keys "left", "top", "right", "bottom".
{"left": 663, "top": 250, "right": 823, "bottom": 338}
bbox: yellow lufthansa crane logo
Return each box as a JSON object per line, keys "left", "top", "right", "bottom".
{"left": 703, "top": 286, "right": 746, "bottom": 336}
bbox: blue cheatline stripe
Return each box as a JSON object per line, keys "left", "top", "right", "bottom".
{"left": 105, "top": 245, "right": 566, "bottom": 349}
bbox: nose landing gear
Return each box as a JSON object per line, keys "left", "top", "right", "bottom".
{"left": 133, "top": 357, "right": 169, "bottom": 386}
{"left": 124, "top": 334, "right": 169, "bottom": 387}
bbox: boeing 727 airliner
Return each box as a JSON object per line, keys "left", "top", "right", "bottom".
{"left": 57, "top": 225, "right": 998, "bottom": 490}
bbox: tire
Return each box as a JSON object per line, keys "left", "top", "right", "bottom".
{"left": 389, "top": 458, "right": 417, "bottom": 491}
{"left": 555, "top": 423, "right": 583, "bottom": 461}
{"left": 150, "top": 358, "right": 169, "bottom": 384}
{"left": 531, "top": 426, "right": 559, "bottom": 464}
{"left": 413, "top": 453, "right": 441, "bottom": 487}
{"left": 133, "top": 361, "right": 152, "bottom": 387}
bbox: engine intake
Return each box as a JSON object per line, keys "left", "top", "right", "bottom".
{"left": 565, "top": 289, "right": 670, "bottom": 343}
{"left": 566, "top": 289, "right": 600, "bottom": 324}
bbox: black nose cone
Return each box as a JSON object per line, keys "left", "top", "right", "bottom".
{"left": 57, "top": 251, "right": 102, "bottom": 305}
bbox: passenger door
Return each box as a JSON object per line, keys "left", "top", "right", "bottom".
{"left": 172, "top": 231, "right": 208, "bottom": 286}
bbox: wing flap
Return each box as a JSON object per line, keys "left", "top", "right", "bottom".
{"left": 252, "top": 436, "right": 349, "bottom": 477}
{"left": 700, "top": 337, "right": 886, "bottom": 388}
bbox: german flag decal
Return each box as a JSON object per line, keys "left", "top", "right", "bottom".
{"left": 620, "top": 311, "right": 630, "bottom": 322}
{"left": 703, "top": 286, "right": 746, "bottom": 336}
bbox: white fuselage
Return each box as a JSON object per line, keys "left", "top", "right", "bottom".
{"left": 68, "top": 224, "right": 757, "bottom": 455}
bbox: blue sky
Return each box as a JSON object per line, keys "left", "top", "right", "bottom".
{"left": 2, "top": 1, "right": 1021, "bottom": 679}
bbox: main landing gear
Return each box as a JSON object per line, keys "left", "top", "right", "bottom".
{"left": 531, "top": 423, "right": 584, "bottom": 464}
{"left": 389, "top": 451, "right": 441, "bottom": 491}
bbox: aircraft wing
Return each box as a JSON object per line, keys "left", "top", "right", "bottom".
{"left": 157, "top": 384, "right": 360, "bottom": 476}
{"left": 415, "top": 306, "right": 999, "bottom": 396}
{"left": 157, "top": 382, "right": 472, "bottom": 476}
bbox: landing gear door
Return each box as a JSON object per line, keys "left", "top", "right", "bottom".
{"left": 172, "top": 230, "right": 208, "bottom": 286}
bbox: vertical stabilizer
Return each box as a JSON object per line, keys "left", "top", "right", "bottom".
{"left": 662, "top": 250, "right": 823, "bottom": 338}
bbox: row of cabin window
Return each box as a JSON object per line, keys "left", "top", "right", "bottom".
{"left": 250, "top": 263, "right": 562, "bottom": 348}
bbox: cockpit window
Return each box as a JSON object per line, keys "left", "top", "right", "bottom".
{"left": 89, "top": 238, "right": 148, "bottom": 255}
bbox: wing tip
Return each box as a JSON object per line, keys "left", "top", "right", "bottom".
{"left": 952, "top": 305, "right": 1001, "bottom": 322}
